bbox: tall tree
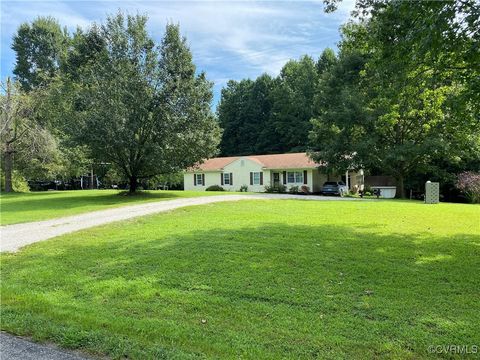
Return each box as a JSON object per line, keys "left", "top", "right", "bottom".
{"left": 270, "top": 55, "right": 318, "bottom": 152}
{"left": 1, "top": 79, "right": 26, "bottom": 192}
{"left": 253, "top": 74, "right": 282, "bottom": 154}
{"left": 218, "top": 79, "right": 255, "bottom": 156}
{"left": 0, "top": 78, "right": 61, "bottom": 192}
{"left": 316, "top": 47, "right": 337, "bottom": 74}
{"left": 61, "top": 25, "right": 106, "bottom": 80}
{"left": 218, "top": 74, "right": 277, "bottom": 156}
{"left": 311, "top": 1, "right": 480, "bottom": 198}
{"left": 10, "top": 17, "right": 94, "bottom": 185}
{"left": 309, "top": 48, "right": 367, "bottom": 174}
{"left": 12, "top": 17, "right": 68, "bottom": 91}
{"left": 63, "top": 14, "right": 220, "bottom": 192}
{"left": 218, "top": 50, "right": 336, "bottom": 156}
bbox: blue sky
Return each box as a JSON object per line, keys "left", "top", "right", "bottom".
{"left": 1, "top": 0, "right": 354, "bottom": 106}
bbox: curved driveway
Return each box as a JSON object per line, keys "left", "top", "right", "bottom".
{"left": 1, "top": 194, "right": 362, "bottom": 253}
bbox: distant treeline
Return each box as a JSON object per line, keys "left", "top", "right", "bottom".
{"left": 217, "top": 50, "right": 335, "bottom": 156}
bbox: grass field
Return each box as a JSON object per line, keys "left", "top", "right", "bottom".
{"left": 0, "top": 190, "right": 235, "bottom": 225}
{"left": 1, "top": 200, "right": 479, "bottom": 359}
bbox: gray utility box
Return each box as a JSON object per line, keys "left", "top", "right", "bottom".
{"left": 425, "top": 182, "right": 440, "bottom": 204}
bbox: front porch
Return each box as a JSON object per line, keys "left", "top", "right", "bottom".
{"left": 267, "top": 168, "right": 364, "bottom": 194}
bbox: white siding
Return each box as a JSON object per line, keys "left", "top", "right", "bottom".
{"left": 184, "top": 160, "right": 359, "bottom": 193}
{"left": 223, "top": 157, "right": 267, "bottom": 192}
{"left": 184, "top": 157, "right": 268, "bottom": 192}
{"left": 268, "top": 169, "right": 314, "bottom": 192}
{"left": 183, "top": 171, "right": 222, "bottom": 191}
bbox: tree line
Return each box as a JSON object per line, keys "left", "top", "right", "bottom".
{"left": 218, "top": 0, "right": 480, "bottom": 198}
{"left": 218, "top": 50, "right": 336, "bottom": 156}
{"left": 1, "top": 2, "right": 479, "bottom": 198}
{"left": 1, "top": 13, "right": 220, "bottom": 193}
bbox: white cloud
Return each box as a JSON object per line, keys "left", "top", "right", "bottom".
{"left": 1, "top": 0, "right": 352, "bottom": 91}
{"left": 1, "top": 1, "right": 91, "bottom": 30}
{"left": 131, "top": 1, "right": 321, "bottom": 74}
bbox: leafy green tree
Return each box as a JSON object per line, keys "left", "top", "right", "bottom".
{"left": 218, "top": 79, "right": 255, "bottom": 156}
{"left": 253, "top": 74, "right": 282, "bottom": 154}
{"left": 10, "top": 16, "right": 91, "bottom": 184}
{"left": 316, "top": 47, "right": 337, "bottom": 74}
{"left": 218, "top": 74, "right": 277, "bottom": 156}
{"left": 63, "top": 14, "right": 220, "bottom": 193}
{"left": 311, "top": 1, "right": 480, "bottom": 198}
{"left": 12, "top": 17, "right": 69, "bottom": 91}
{"left": 270, "top": 55, "right": 318, "bottom": 152}
{"left": 218, "top": 50, "right": 337, "bottom": 157}
{"left": 309, "top": 49, "right": 368, "bottom": 174}
{"left": 0, "top": 78, "right": 62, "bottom": 192}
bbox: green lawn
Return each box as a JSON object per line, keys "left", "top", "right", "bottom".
{"left": 1, "top": 200, "right": 479, "bottom": 359}
{"left": 0, "top": 190, "right": 234, "bottom": 225}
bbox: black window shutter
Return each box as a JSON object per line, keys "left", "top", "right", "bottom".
{"left": 194, "top": 174, "right": 196, "bottom": 186}
{"left": 303, "top": 170, "right": 308, "bottom": 184}
{"left": 283, "top": 171, "right": 287, "bottom": 184}
{"left": 260, "top": 172, "right": 263, "bottom": 185}
{"left": 221, "top": 173, "right": 224, "bottom": 185}
{"left": 250, "top": 172, "right": 253, "bottom": 185}
{"left": 202, "top": 174, "right": 205, "bottom": 186}
{"left": 230, "top": 173, "right": 233, "bottom": 186}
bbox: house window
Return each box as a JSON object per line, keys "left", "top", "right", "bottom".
{"left": 252, "top": 172, "right": 261, "bottom": 185}
{"left": 295, "top": 172, "right": 303, "bottom": 183}
{"left": 287, "top": 172, "right": 295, "bottom": 183}
{"left": 287, "top": 171, "right": 303, "bottom": 183}
{"left": 195, "top": 174, "right": 203, "bottom": 186}
{"left": 223, "top": 173, "right": 231, "bottom": 185}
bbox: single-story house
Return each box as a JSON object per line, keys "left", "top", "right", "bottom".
{"left": 184, "top": 152, "right": 364, "bottom": 193}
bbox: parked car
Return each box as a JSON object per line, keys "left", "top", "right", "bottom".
{"left": 321, "top": 181, "right": 347, "bottom": 196}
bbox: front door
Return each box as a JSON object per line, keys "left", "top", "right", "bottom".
{"left": 273, "top": 172, "right": 280, "bottom": 186}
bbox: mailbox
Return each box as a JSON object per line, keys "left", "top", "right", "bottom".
{"left": 425, "top": 181, "right": 440, "bottom": 204}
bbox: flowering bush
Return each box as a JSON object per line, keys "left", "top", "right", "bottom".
{"left": 455, "top": 172, "right": 480, "bottom": 203}
{"left": 300, "top": 185, "right": 310, "bottom": 194}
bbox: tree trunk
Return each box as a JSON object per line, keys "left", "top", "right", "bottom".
{"left": 129, "top": 176, "right": 137, "bottom": 193}
{"left": 90, "top": 168, "right": 95, "bottom": 190}
{"left": 396, "top": 175, "right": 406, "bottom": 199}
{"left": 3, "top": 149, "right": 14, "bottom": 193}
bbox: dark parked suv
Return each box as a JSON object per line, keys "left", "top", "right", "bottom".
{"left": 321, "top": 181, "right": 347, "bottom": 196}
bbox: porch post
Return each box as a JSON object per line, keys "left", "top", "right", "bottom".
{"left": 345, "top": 170, "right": 349, "bottom": 190}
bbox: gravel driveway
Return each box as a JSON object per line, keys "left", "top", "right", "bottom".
{"left": 0, "top": 332, "right": 88, "bottom": 360}
{"left": 1, "top": 193, "right": 362, "bottom": 253}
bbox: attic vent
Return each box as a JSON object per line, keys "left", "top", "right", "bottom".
{"left": 241, "top": 160, "right": 245, "bottom": 166}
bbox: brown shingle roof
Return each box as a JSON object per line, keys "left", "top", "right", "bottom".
{"left": 249, "top": 153, "right": 320, "bottom": 169}
{"left": 189, "top": 152, "right": 322, "bottom": 172}
{"left": 190, "top": 156, "right": 238, "bottom": 171}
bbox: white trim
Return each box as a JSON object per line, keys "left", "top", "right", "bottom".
{"left": 223, "top": 173, "right": 231, "bottom": 185}
{"left": 287, "top": 171, "right": 304, "bottom": 184}
{"left": 252, "top": 172, "right": 261, "bottom": 185}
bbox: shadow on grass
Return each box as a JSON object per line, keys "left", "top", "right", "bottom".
{"left": 1, "top": 223, "right": 479, "bottom": 359}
